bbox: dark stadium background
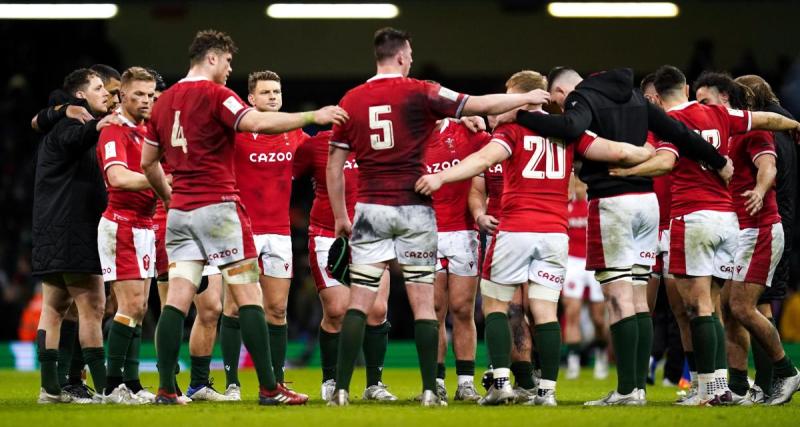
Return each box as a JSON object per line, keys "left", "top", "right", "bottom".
{"left": 1, "top": 1, "right": 799, "bottom": 355}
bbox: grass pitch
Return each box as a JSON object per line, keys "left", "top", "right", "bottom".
{"left": 1, "top": 368, "right": 798, "bottom": 427}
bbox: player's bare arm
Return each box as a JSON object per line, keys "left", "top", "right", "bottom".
{"left": 459, "top": 116, "right": 486, "bottom": 133}
{"left": 743, "top": 153, "right": 777, "bottom": 216}
{"left": 106, "top": 165, "right": 153, "bottom": 191}
{"left": 461, "top": 89, "right": 550, "bottom": 116}
{"left": 415, "top": 141, "right": 509, "bottom": 196}
{"left": 582, "top": 138, "right": 654, "bottom": 166}
{"left": 609, "top": 150, "right": 676, "bottom": 178}
{"left": 468, "top": 175, "right": 499, "bottom": 234}
{"left": 237, "top": 105, "right": 348, "bottom": 134}
{"left": 750, "top": 111, "right": 800, "bottom": 132}
{"left": 326, "top": 145, "right": 351, "bottom": 238}
{"left": 140, "top": 142, "right": 172, "bottom": 207}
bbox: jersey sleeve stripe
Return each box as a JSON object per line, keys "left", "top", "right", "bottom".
{"left": 746, "top": 110, "right": 752, "bottom": 132}
{"left": 577, "top": 137, "right": 597, "bottom": 156}
{"left": 103, "top": 161, "right": 128, "bottom": 171}
{"left": 144, "top": 137, "right": 159, "bottom": 147}
{"left": 329, "top": 141, "right": 351, "bottom": 150}
{"left": 233, "top": 107, "right": 255, "bottom": 132}
{"left": 751, "top": 150, "right": 777, "bottom": 163}
{"left": 454, "top": 95, "right": 470, "bottom": 119}
{"left": 491, "top": 139, "right": 512, "bottom": 155}
{"left": 656, "top": 146, "right": 679, "bottom": 158}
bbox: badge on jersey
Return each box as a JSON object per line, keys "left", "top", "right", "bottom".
{"left": 438, "top": 86, "right": 459, "bottom": 102}
{"left": 223, "top": 96, "right": 245, "bottom": 115}
{"left": 104, "top": 141, "right": 117, "bottom": 159}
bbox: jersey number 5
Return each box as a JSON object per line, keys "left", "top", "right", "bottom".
{"left": 369, "top": 105, "right": 394, "bottom": 150}
{"left": 522, "top": 136, "right": 566, "bottom": 179}
{"left": 171, "top": 111, "right": 188, "bottom": 154}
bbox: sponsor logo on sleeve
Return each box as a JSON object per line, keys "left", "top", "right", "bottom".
{"left": 223, "top": 96, "right": 245, "bottom": 115}
{"left": 104, "top": 141, "right": 116, "bottom": 159}
{"left": 727, "top": 108, "right": 744, "bottom": 117}
{"left": 438, "top": 86, "right": 459, "bottom": 102}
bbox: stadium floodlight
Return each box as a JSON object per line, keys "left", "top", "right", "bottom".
{"left": 0, "top": 3, "right": 118, "bottom": 19}
{"left": 266, "top": 3, "right": 399, "bottom": 19}
{"left": 547, "top": 2, "right": 679, "bottom": 18}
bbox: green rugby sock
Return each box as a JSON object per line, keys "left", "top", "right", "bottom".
{"left": 220, "top": 315, "right": 241, "bottom": 387}
{"left": 712, "top": 313, "right": 727, "bottom": 370}
{"left": 752, "top": 317, "right": 775, "bottom": 394}
{"left": 636, "top": 312, "right": 654, "bottom": 390}
{"left": 319, "top": 327, "right": 339, "bottom": 382}
{"left": 268, "top": 323, "right": 288, "bottom": 383}
{"left": 534, "top": 322, "right": 561, "bottom": 382}
{"left": 611, "top": 315, "right": 639, "bottom": 395}
{"left": 728, "top": 368, "right": 749, "bottom": 396}
{"left": 510, "top": 361, "right": 535, "bottom": 389}
{"left": 364, "top": 321, "right": 390, "bottom": 386}
{"left": 57, "top": 320, "right": 77, "bottom": 387}
{"left": 484, "top": 312, "right": 511, "bottom": 369}
{"left": 685, "top": 351, "right": 697, "bottom": 372}
{"left": 156, "top": 305, "right": 185, "bottom": 393}
{"left": 567, "top": 343, "right": 581, "bottom": 357}
{"left": 239, "top": 305, "right": 277, "bottom": 390}
{"left": 123, "top": 325, "right": 142, "bottom": 383}
{"left": 67, "top": 332, "right": 84, "bottom": 385}
{"left": 689, "top": 316, "right": 717, "bottom": 375}
{"left": 335, "top": 310, "right": 367, "bottom": 392}
{"left": 38, "top": 330, "right": 61, "bottom": 394}
{"left": 455, "top": 359, "right": 475, "bottom": 377}
{"left": 107, "top": 321, "right": 134, "bottom": 380}
{"left": 82, "top": 347, "right": 107, "bottom": 394}
{"left": 773, "top": 356, "right": 797, "bottom": 379}
{"left": 190, "top": 355, "right": 212, "bottom": 388}
{"left": 415, "top": 319, "right": 439, "bottom": 392}
{"left": 437, "top": 363, "right": 446, "bottom": 380}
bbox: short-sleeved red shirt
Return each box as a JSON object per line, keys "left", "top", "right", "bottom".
{"left": 567, "top": 198, "right": 589, "bottom": 258}
{"left": 729, "top": 130, "right": 780, "bottom": 228}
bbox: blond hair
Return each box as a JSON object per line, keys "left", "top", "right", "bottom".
{"left": 506, "top": 70, "right": 547, "bottom": 93}
{"left": 120, "top": 66, "right": 154, "bottom": 87}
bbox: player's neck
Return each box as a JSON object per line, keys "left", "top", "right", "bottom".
{"left": 375, "top": 64, "right": 404, "bottom": 77}
{"left": 120, "top": 108, "right": 140, "bottom": 126}
{"left": 185, "top": 65, "right": 215, "bottom": 81}
{"left": 660, "top": 96, "right": 689, "bottom": 110}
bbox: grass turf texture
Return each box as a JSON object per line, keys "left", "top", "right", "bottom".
{"left": 1, "top": 368, "right": 798, "bottom": 427}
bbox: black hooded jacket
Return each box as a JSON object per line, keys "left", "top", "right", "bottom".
{"left": 32, "top": 99, "right": 107, "bottom": 276}
{"left": 516, "top": 68, "right": 727, "bottom": 199}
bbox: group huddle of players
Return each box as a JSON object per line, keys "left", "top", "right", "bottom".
{"left": 32, "top": 26, "right": 800, "bottom": 408}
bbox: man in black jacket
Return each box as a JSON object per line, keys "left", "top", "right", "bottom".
{"left": 33, "top": 68, "right": 120, "bottom": 403}
{"left": 513, "top": 68, "right": 731, "bottom": 406}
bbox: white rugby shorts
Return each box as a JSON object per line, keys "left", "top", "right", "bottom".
{"left": 98, "top": 217, "right": 155, "bottom": 282}
{"left": 562, "top": 256, "right": 603, "bottom": 302}
{"left": 436, "top": 230, "right": 479, "bottom": 277}
{"left": 350, "top": 203, "right": 437, "bottom": 267}
{"left": 254, "top": 233, "right": 293, "bottom": 279}
{"left": 586, "top": 193, "right": 659, "bottom": 271}
{"left": 669, "top": 210, "right": 739, "bottom": 279}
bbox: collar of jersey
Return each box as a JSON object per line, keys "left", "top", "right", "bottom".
{"left": 367, "top": 73, "right": 403, "bottom": 82}
{"left": 114, "top": 108, "right": 137, "bottom": 128}
{"left": 667, "top": 100, "right": 697, "bottom": 112}
{"left": 179, "top": 75, "right": 211, "bottom": 83}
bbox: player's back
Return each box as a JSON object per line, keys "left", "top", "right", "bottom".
{"left": 491, "top": 120, "right": 575, "bottom": 233}
{"left": 567, "top": 198, "right": 588, "bottom": 258}
{"left": 331, "top": 75, "right": 467, "bottom": 206}
{"left": 660, "top": 101, "right": 750, "bottom": 216}
{"left": 146, "top": 77, "right": 252, "bottom": 211}
{"left": 729, "top": 130, "right": 780, "bottom": 228}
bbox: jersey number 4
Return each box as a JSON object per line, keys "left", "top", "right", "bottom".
{"left": 522, "top": 136, "right": 566, "bottom": 179}
{"left": 369, "top": 105, "right": 394, "bottom": 150}
{"left": 171, "top": 111, "right": 188, "bottom": 154}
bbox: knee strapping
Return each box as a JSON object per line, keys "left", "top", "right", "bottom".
{"left": 595, "top": 267, "right": 632, "bottom": 285}
{"left": 480, "top": 279, "right": 516, "bottom": 302}
{"left": 402, "top": 265, "right": 435, "bottom": 284}
{"left": 221, "top": 259, "right": 260, "bottom": 285}
{"left": 350, "top": 264, "right": 384, "bottom": 291}
{"left": 528, "top": 283, "right": 560, "bottom": 302}
{"left": 632, "top": 264, "right": 651, "bottom": 287}
{"left": 169, "top": 261, "right": 204, "bottom": 287}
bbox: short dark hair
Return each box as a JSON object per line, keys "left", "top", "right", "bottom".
{"left": 547, "top": 66, "right": 577, "bottom": 91}
{"left": 640, "top": 73, "right": 656, "bottom": 92}
{"left": 374, "top": 27, "right": 411, "bottom": 62}
{"left": 89, "top": 64, "right": 121, "bottom": 84}
{"left": 653, "top": 65, "right": 686, "bottom": 97}
{"left": 189, "top": 29, "right": 238, "bottom": 65}
{"left": 146, "top": 67, "right": 167, "bottom": 92}
{"left": 63, "top": 68, "right": 100, "bottom": 97}
{"left": 694, "top": 71, "right": 750, "bottom": 109}
{"left": 248, "top": 70, "right": 281, "bottom": 94}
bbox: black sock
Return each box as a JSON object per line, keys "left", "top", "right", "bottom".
{"left": 57, "top": 320, "right": 77, "bottom": 387}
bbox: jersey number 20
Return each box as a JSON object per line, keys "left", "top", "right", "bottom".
{"left": 522, "top": 136, "right": 565, "bottom": 179}
{"left": 369, "top": 105, "right": 394, "bottom": 150}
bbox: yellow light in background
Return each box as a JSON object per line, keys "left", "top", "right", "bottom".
{"left": 547, "top": 2, "right": 679, "bottom": 18}
{"left": 0, "top": 3, "right": 118, "bottom": 19}
{"left": 266, "top": 3, "right": 399, "bottom": 19}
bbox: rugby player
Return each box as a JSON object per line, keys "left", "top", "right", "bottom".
{"left": 325, "top": 28, "right": 550, "bottom": 406}
{"left": 294, "top": 130, "right": 397, "bottom": 402}
{"left": 611, "top": 65, "right": 800, "bottom": 405}
{"left": 96, "top": 67, "right": 157, "bottom": 404}
{"left": 694, "top": 72, "right": 800, "bottom": 405}
{"left": 417, "top": 70, "right": 653, "bottom": 406}
{"left": 141, "top": 29, "right": 347, "bottom": 405}
{"left": 221, "top": 70, "right": 310, "bottom": 399}
{"left": 563, "top": 175, "right": 608, "bottom": 381}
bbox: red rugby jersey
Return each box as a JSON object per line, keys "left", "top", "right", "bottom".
{"left": 235, "top": 128, "right": 308, "bottom": 235}
{"left": 330, "top": 75, "right": 468, "bottom": 206}
{"left": 425, "top": 119, "right": 490, "bottom": 232}
{"left": 144, "top": 77, "right": 253, "bottom": 211}
{"left": 567, "top": 197, "right": 589, "bottom": 258}
{"left": 485, "top": 162, "right": 505, "bottom": 219}
{"left": 729, "top": 130, "right": 780, "bottom": 228}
